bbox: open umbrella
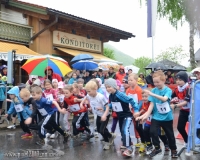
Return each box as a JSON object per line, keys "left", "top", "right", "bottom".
{"left": 98, "top": 62, "right": 119, "bottom": 70}
{"left": 21, "top": 55, "right": 72, "bottom": 77}
{"left": 192, "top": 67, "right": 200, "bottom": 73}
{"left": 72, "top": 60, "right": 98, "bottom": 70}
{"left": 71, "top": 54, "right": 93, "bottom": 63}
{"left": 145, "top": 62, "right": 168, "bottom": 70}
{"left": 125, "top": 65, "right": 139, "bottom": 74}
{"left": 171, "top": 66, "right": 186, "bottom": 71}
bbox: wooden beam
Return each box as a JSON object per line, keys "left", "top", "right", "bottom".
{"left": 6, "top": 6, "right": 49, "bottom": 20}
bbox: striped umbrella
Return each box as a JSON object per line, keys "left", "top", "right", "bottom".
{"left": 21, "top": 55, "right": 72, "bottom": 77}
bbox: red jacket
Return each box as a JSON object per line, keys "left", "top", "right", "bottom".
{"left": 44, "top": 66, "right": 62, "bottom": 82}
{"left": 115, "top": 66, "right": 126, "bottom": 83}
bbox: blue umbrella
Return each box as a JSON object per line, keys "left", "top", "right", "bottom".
{"left": 72, "top": 60, "right": 98, "bottom": 70}
{"left": 71, "top": 54, "right": 93, "bottom": 63}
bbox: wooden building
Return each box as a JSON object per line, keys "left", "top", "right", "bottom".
{"left": 0, "top": 0, "right": 135, "bottom": 83}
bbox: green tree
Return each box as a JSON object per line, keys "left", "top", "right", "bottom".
{"left": 155, "top": 45, "right": 188, "bottom": 63}
{"left": 103, "top": 48, "right": 115, "bottom": 60}
{"left": 157, "top": 0, "right": 197, "bottom": 69}
{"left": 133, "top": 56, "right": 152, "bottom": 74}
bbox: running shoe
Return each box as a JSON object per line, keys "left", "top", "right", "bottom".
{"left": 149, "top": 148, "right": 162, "bottom": 158}
{"left": 7, "top": 124, "right": 16, "bottom": 129}
{"left": 103, "top": 142, "right": 110, "bottom": 150}
{"left": 36, "top": 139, "right": 45, "bottom": 146}
{"left": 139, "top": 143, "right": 145, "bottom": 153}
{"left": 122, "top": 149, "right": 133, "bottom": 157}
{"left": 21, "top": 133, "right": 33, "bottom": 138}
{"left": 109, "top": 133, "right": 116, "bottom": 145}
{"left": 146, "top": 145, "right": 154, "bottom": 155}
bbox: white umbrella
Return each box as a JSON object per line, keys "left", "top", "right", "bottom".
{"left": 191, "top": 67, "right": 200, "bottom": 73}
{"left": 125, "top": 65, "right": 139, "bottom": 74}
{"left": 98, "top": 62, "right": 119, "bottom": 70}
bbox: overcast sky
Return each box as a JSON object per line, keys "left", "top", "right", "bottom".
{"left": 21, "top": 0, "right": 200, "bottom": 66}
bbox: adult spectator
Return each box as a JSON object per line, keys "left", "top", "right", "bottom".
{"left": 145, "top": 71, "right": 154, "bottom": 88}
{"left": 76, "top": 70, "right": 82, "bottom": 79}
{"left": 44, "top": 66, "right": 62, "bottom": 82}
{"left": 115, "top": 66, "right": 126, "bottom": 83}
{"left": 124, "top": 69, "right": 133, "bottom": 80}
{"left": 105, "top": 67, "right": 116, "bottom": 79}
{"left": 83, "top": 71, "right": 92, "bottom": 84}
{"left": 68, "top": 72, "right": 78, "bottom": 84}
{"left": 166, "top": 70, "right": 174, "bottom": 84}
{"left": 97, "top": 68, "right": 105, "bottom": 84}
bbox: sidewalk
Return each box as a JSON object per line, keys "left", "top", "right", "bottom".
{"left": 0, "top": 114, "right": 94, "bottom": 130}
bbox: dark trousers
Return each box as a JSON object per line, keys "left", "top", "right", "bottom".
{"left": 119, "top": 117, "right": 132, "bottom": 147}
{"left": 96, "top": 115, "right": 111, "bottom": 142}
{"left": 72, "top": 112, "right": 90, "bottom": 136}
{"left": 38, "top": 112, "right": 65, "bottom": 139}
{"left": 136, "top": 121, "right": 145, "bottom": 143}
{"left": 111, "top": 117, "right": 118, "bottom": 133}
{"left": 177, "top": 110, "right": 189, "bottom": 143}
{"left": 150, "top": 119, "right": 177, "bottom": 150}
{"left": 144, "top": 124, "right": 169, "bottom": 146}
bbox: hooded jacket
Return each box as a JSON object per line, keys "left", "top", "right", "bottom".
{"left": 7, "top": 86, "right": 32, "bottom": 121}
{"left": 115, "top": 66, "right": 126, "bottom": 83}
{"left": 0, "top": 80, "right": 6, "bottom": 101}
{"left": 44, "top": 66, "right": 62, "bottom": 82}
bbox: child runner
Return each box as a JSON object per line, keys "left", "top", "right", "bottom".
{"left": 77, "top": 78, "right": 87, "bottom": 96}
{"left": 141, "top": 89, "right": 169, "bottom": 155}
{"left": 104, "top": 78, "right": 139, "bottom": 157}
{"left": 136, "top": 70, "right": 178, "bottom": 158}
{"left": 81, "top": 80, "right": 116, "bottom": 150}
{"left": 43, "top": 79, "right": 59, "bottom": 139}
{"left": 57, "top": 81, "right": 70, "bottom": 134}
{"left": 25, "top": 86, "right": 69, "bottom": 145}
{"left": 126, "top": 73, "right": 143, "bottom": 151}
{"left": 63, "top": 85, "right": 93, "bottom": 139}
{"left": 171, "top": 71, "right": 190, "bottom": 146}
{"left": 52, "top": 79, "right": 59, "bottom": 93}
{"left": 5, "top": 87, "right": 33, "bottom": 137}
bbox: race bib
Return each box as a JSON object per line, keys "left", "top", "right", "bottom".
{"left": 128, "top": 94, "right": 138, "bottom": 103}
{"left": 146, "top": 115, "right": 152, "bottom": 123}
{"left": 156, "top": 102, "right": 171, "bottom": 114}
{"left": 46, "top": 94, "right": 53, "bottom": 101}
{"left": 14, "top": 104, "right": 23, "bottom": 112}
{"left": 91, "top": 101, "right": 104, "bottom": 116}
{"left": 70, "top": 104, "right": 80, "bottom": 112}
{"left": 111, "top": 102, "right": 123, "bottom": 112}
{"left": 38, "top": 108, "right": 48, "bottom": 116}
{"left": 58, "top": 95, "right": 65, "bottom": 103}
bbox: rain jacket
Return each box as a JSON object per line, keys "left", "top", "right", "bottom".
{"left": 115, "top": 66, "right": 126, "bottom": 83}
{"left": 44, "top": 66, "right": 62, "bottom": 82}
{"left": 0, "top": 80, "right": 6, "bottom": 101}
{"left": 7, "top": 86, "right": 32, "bottom": 121}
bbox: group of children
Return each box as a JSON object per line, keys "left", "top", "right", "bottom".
{"left": 2, "top": 69, "right": 199, "bottom": 158}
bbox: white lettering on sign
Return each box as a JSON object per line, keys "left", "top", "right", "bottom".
{"left": 53, "top": 31, "right": 102, "bottom": 52}
{"left": 0, "top": 53, "right": 34, "bottom": 61}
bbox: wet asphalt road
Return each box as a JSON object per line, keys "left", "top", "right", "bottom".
{"left": 0, "top": 110, "right": 200, "bottom": 160}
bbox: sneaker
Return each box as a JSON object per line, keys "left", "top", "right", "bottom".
{"left": 21, "top": 133, "right": 33, "bottom": 138}
{"left": 94, "top": 132, "right": 99, "bottom": 138}
{"left": 103, "top": 142, "right": 110, "bottom": 150}
{"left": 139, "top": 143, "right": 145, "bottom": 153}
{"left": 46, "top": 133, "right": 51, "bottom": 138}
{"left": 122, "top": 149, "right": 133, "bottom": 157}
{"left": 120, "top": 142, "right": 133, "bottom": 149}
{"left": 63, "top": 132, "right": 69, "bottom": 143}
{"left": 165, "top": 144, "right": 170, "bottom": 151}
{"left": 149, "top": 148, "right": 162, "bottom": 158}
{"left": 171, "top": 150, "right": 178, "bottom": 158}
{"left": 87, "top": 133, "right": 94, "bottom": 139}
{"left": 109, "top": 133, "right": 116, "bottom": 145}
{"left": 36, "top": 139, "right": 45, "bottom": 146}
{"left": 135, "top": 143, "right": 141, "bottom": 148}
{"left": 77, "top": 127, "right": 85, "bottom": 131}
{"left": 50, "top": 133, "right": 58, "bottom": 139}
{"left": 146, "top": 145, "right": 154, "bottom": 155}
{"left": 7, "top": 125, "right": 16, "bottom": 129}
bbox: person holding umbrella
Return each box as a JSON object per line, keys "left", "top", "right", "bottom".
{"left": 44, "top": 66, "right": 62, "bottom": 82}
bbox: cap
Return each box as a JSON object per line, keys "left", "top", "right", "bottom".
{"left": 175, "top": 71, "right": 188, "bottom": 83}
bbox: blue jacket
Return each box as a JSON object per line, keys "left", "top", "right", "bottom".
{"left": 68, "top": 78, "right": 77, "bottom": 84}
{"left": 7, "top": 86, "right": 32, "bottom": 121}
{"left": 0, "top": 81, "right": 6, "bottom": 101}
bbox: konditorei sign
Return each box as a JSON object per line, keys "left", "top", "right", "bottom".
{"left": 53, "top": 31, "right": 102, "bottom": 53}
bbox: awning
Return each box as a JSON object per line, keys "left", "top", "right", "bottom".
{"left": 0, "top": 41, "right": 41, "bottom": 61}
{"left": 56, "top": 47, "right": 122, "bottom": 64}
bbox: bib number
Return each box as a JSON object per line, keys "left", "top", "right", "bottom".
{"left": 91, "top": 101, "right": 103, "bottom": 116}
{"left": 111, "top": 102, "right": 123, "bottom": 112}
{"left": 46, "top": 94, "right": 53, "bottom": 101}
{"left": 58, "top": 95, "right": 65, "bottom": 103}
{"left": 128, "top": 94, "right": 138, "bottom": 103}
{"left": 70, "top": 104, "right": 80, "bottom": 112}
{"left": 14, "top": 104, "right": 23, "bottom": 112}
{"left": 147, "top": 115, "right": 152, "bottom": 122}
{"left": 38, "top": 108, "right": 48, "bottom": 116}
{"left": 156, "top": 102, "right": 171, "bottom": 114}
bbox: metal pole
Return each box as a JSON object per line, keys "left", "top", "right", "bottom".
{"left": 152, "top": 36, "right": 154, "bottom": 62}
